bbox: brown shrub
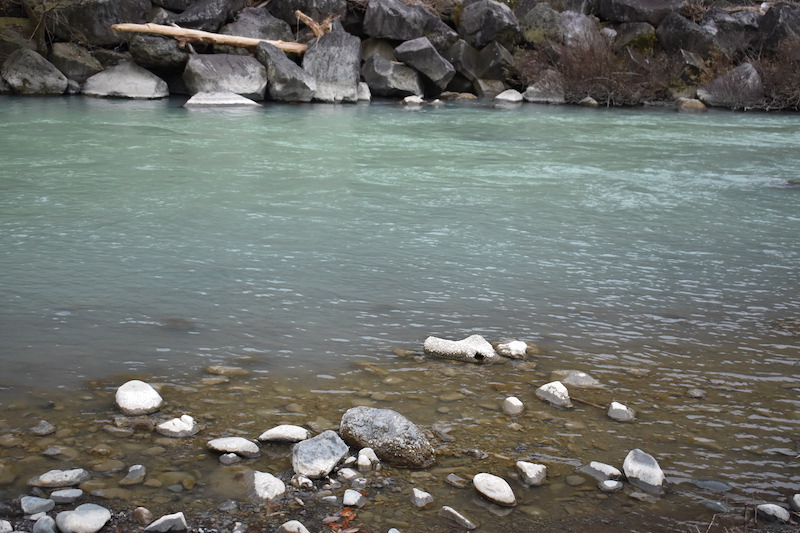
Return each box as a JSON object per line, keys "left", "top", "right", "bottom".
{"left": 751, "top": 41, "right": 800, "bottom": 110}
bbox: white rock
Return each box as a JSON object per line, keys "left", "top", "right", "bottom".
{"left": 410, "top": 487, "right": 434, "bottom": 508}
{"left": 623, "top": 449, "right": 665, "bottom": 490}
{"left": 29, "top": 468, "right": 90, "bottom": 488}
{"left": 50, "top": 489, "right": 83, "bottom": 504}
{"left": 145, "top": 512, "right": 188, "bottom": 532}
{"left": 598, "top": 479, "right": 624, "bottom": 492}
{"left": 438, "top": 506, "right": 477, "bottom": 530}
{"left": 516, "top": 461, "right": 546, "bottom": 486}
{"left": 183, "top": 91, "right": 261, "bottom": 107}
{"left": 502, "top": 396, "right": 524, "bottom": 415}
{"left": 337, "top": 467, "right": 360, "bottom": 481}
{"left": 258, "top": 425, "right": 310, "bottom": 443}
{"left": 496, "top": 340, "right": 527, "bottom": 358}
{"left": 401, "top": 95, "right": 424, "bottom": 106}
{"left": 608, "top": 401, "right": 636, "bottom": 422}
{"left": 423, "top": 334, "right": 500, "bottom": 363}
{"left": 56, "top": 503, "right": 111, "bottom": 533}
{"left": 33, "top": 516, "right": 57, "bottom": 533}
{"left": 0, "top": 520, "right": 11, "bottom": 533}
{"left": 343, "top": 488, "right": 367, "bottom": 507}
{"left": 119, "top": 464, "right": 146, "bottom": 486}
{"left": 790, "top": 493, "right": 800, "bottom": 512}
{"left": 535, "top": 381, "right": 573, "bottom": 408}
{"left": 473, "top": 473, "right": 516, "bottom": 506}
{"left": 207, "top": 437, "right": 260, "bottom": 458}
{"left": 356, "top": 82, "right": 371, "bottom": 101}
{"left": 251, "top": 471, "right": 286, "bottom": 502}
{"left": 495, "top": 89, "right": 523, "bottom": 102}
{"left": 357, "top": 447, "right": 380, "bottom": 471}
{"left": 21, "top": 496, "right": 54, "bottom": 515}
{"left": 115, "top": 380, "right": 163, "bottom": 415}
{"left": 756, "top": 503, "right": 790, "bottom": 523}
{"left": 279, "top": 520, "right": 311, "bottom": 533}
{"left": 580, "top": 461, "right": 622, "bottom": 481}
{"left": 157, "top": 415, "right": 199, "bottom": 437}
{"left": 290, "top": 474, "right": 313, "bottom": 489}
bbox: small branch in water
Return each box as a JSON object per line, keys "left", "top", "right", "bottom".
{"left": 571, "top": 396, "right": 605, "bottom": 410}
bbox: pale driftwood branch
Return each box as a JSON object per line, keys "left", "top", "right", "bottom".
{"left": 110, "top": 23, "right": 308, "bottom": 54}
{"left": 294, "top": 10, "right": 324, "bottom": 38}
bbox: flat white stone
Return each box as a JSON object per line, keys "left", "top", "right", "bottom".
{"left": 258, "top": 425, "right": 310, "bottom": 443}
{"left": 438, "top": 506, "right": 477, "bottom": 530}
{"left": 623, "top": 448, "right": 665, "bottom": 490}
{"left": 115, "top": 380, "right": 163, "bottom": 415}
{"left": 278, "top": 521, "right": 311, "bottom": 533}
{"left": 251, "top": 471, "right": 286, "bottom": 502}
{"left": 598, "top": 479, "right": 624, "bottom": 492}
{"left": 516, "top": 461, "right": 546, "bottom": 486}
{"left": 343, "top": 488, "right": 367, "bottom": 507}
{"left": 21, "top": 496, "right": 54, "bottom": 515}
{"left": 157, "top": 415, "right": 200, "bottom": 437}
{"left": 207, "top": 437, "right": 260, "bottom": 458}
{"left": 495, "top": 89, "right": 523, "bottom": 102}
{"left": 183, "top": 91, "right": 261, "bottom": 107}
{"left": 608, "top": 401, "right": 636, "bottom": 422}
{"left": 756, "top": 504, "right": 790, "bottom": 523}
{"left": 535, "top": 381, "right": 573, "bottom": 408}
{"left": 401, "top": 95, "right": 424, "bottom": 105}
{"left": 50, "top": 489, "right": 83, "bottom": 504}
{"left": 502, "top": 396, "right": 524, "bottom": 415}
{"left": 497, "top": 340, "right": 527, "bottom": 358}
{"left": 580, "top": 461, "right": 622, "bottom": 481}
{"left": 410, "top": 487, "right": 434, "bottom": 507}
{"left": 29, "top": 468, "right": 90, "bottom": 488}
{"left": 473, "top": 473, "right": 516, "bottom": 506}
{"left": 56, "top": 503, "right": 111, "bottom": 533}
{"left": 144, "top": 512, "right": 188, "bottom": 532}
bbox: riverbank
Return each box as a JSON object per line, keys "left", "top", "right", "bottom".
{"left": 1, "top": 0, "right": 799, "bottom": 110}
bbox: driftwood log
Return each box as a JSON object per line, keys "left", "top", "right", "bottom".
{"left": 110, "top": 23, "right": 308, "bottom": 54}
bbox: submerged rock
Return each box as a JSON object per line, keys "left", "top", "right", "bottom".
{"left": 608, "top": 401, "right": 636, "bottom": 422}
{"left": 115, "top": 380, "right": 163, "bottom": 415}
{"left": 410, "top": 487, "right": 434, "bottom": 507}
{"left": 29, "top": 468, "right": 90, "bottom": 488}
{"left": 423, "top": 334, "right": 500, "bottom": 363}
{"left": 438, "top": 506, "right": 477, "bottom": 529}
{"left": 291, "top": 430, "right": 349, "bottom": 479}
{"left": 580, "top": 461, "right": 622, "bottom": 481}
{"left": 550, "top": 369, "right": 601, "bottom": 387}
{"left": 340, "top": 406, "right": 435, "bottom": 469}
{"left": 623, "top": 448, "right": 665, "bottom": 492}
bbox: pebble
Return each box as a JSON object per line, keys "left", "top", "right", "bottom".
{"left": 535, "top": 381, "right": 573, "bottom": 408}
{"left": 502, "top": 397, "right": 524, "bottom": 415}
{"left": 207, "top": 437, "right": 260, "bottom": 458}
{"left": 410, "top": 488, "right": 434, "bottom": 508}
{"left": 251, "top": 471, "right": 286, "bottom": 502}
{"left": 42, "top": 446, "right": 80, "bottom": 461}
{"left": 438, "top": 506, "right": 477, "bottom": 530}
{"left": 115, "top": 380, "right": 163, "bottom": 415}
{"left": 31, "top": 420, "right": 56, "bottom": 436}
{"left": 258, "top": 425, "right": 310, "bottom": 443}
{"left": 598, "top": 480, "right": 624, "bottom": 492}
{"left": 565, "top": 475, "right": 586, "bottom": 487}
{"left": 21, "top": 496, "right": 55, "bottom": 515}
{"left": 55, "top": 503, "right": 111, "bottom": 533}
{"left": 144, "top": 512, "right": 188, "bottom": 531}
{"left": 516, "top": 461, "right": 546, "bottom": 486}
{"left": 133, "top": 507, "right": 154, "bottom": 525}
{"left": 219, "top": 453, "right": 242, "bottom": 465}
{"left": 473, "top": 473, "right": 516, "bottom": 506}
{"left": 29, "top": 468, "right": 90, "bottom": 488}
{"left": 580, "top": 461, "right": 622, "bottom": 481}
{"left": 119, "top": 464, "right": 147, "bottom": 486}
{"left": 608, "top": 401, "right": 636, "bottom": 422}
{"left": 156, "top": 415, "right": 199, "bottom": 438}
{"left": 343, "top": 488, "right": 367, "bottom": 507}
{"left": 50, "top": 489, "right": 83, "bottom": 504}
{"left": 278, "top": 520, "right": 311, "bottom": 533}
{"left": 357, "top": 448, "right": 380, "bottom": 471}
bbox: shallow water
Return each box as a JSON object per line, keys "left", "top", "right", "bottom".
{"left": 0, "top": 97, "right": 798, "bottom": 531}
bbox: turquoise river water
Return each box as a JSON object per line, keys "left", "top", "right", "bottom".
{"left": 0, "top": 97, "right": 798, "bottom": 532}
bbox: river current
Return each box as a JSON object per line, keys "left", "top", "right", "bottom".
{"left": 0, "top": 97, "right": 798, "bottom": 531}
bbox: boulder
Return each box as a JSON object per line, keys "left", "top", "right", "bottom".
{"left": 656, "top": 12, "right": 716, "bottom": 57}
{"left": 183, "top": 54, "right": 267, "bottom": 100}
{"left": 34, "top": 0, "right": 149, "bottom": 46}
{"left": 701, "top": 8, "right": 760, "bottom": 57}
{"left": 423, "top": 334, "right": 500, "bottom": 363}
{"left": 475, "top": 77, "right": 507, "bottom": 98}
{"left": 114, "top": 380, "right": 164, "bottom": 415}
{"left": 340, "top": 406, "right": 434, "bottom": 469}
{"left": 361, "top": 53, "right": 424, "bottom": 97}
{"left": 0, "top": 17, "right": 36, "bottom": 66}
{"left": 535, "top": 381, "right": 573, "bottom": 408}
{"left": 249, "top": 471, "right": 286, "bottom": 502}
{"left": 697, "top": 62, "right": 764, "bottom": 109}
{"left": 183, "top": 91, "right": 263, "bottom": 107}
{"left": 608, "top": 401, "right": 636, "bottom": 422}
{"left": 302, "top": 31, "right": 361, "bottom": 103}
{"left": 258, "top": 424, "right": 311, "bottom": 443}
{"left": 144, "top": 512, "right": 188, "bottom": 532}
{"left": 516, "top": 461, "right": 546, "bottom": 486}
{"left": 47, "top": 43, "right": 103, "bottom": 84}
{"left": 394, "top": 37, "right": 456, "bottom": 92}
{"left": 457, "top": 0, "right": 520, "bottom": 49}
{"left": 218, "top": 8, "right": 293, "bottom": 55}
{"left": 1, "top": 48, "right": 67, "bottom": 95}
{"left": 256, "top": 42, "right": 316, "bottom": 102}
{"left": 291, "top": 430, "right": 349, "bottom": 478}
{"left": 523, "top": 69, "right": 566, "bottom": 104}
{"left": 207, "top": 437, "right": 261, "bottom": 458}
{"left": 520, "top": 3, "right": 565, "bottom": 45}
{"left": 756, "top": 504, "right": 790, "bottom": 523}
{"left": 438, "top": 506, "right": 477, "bottom": 530}
{"left": 363, "top": 0, "right": 458, "bottom": 52}
{"left": 612, "top": 22, "right": 656, "bottom": 52}
{"left": 597, "top": 0, "right": 682, "bottom": 26}
{"left": 445, "top": 40, "right": 483, "bottom": 81}
{"left": 623, "top": 448, "right": 665, "bottom": 491}
{"left": 84, "top": 62, "right": 169, "bottom": 99}
{"left": 478, "top": 41, "right": 514, "bottom": 80}
{"left": 267, "top": 0, "right": 347, "bottom": 26}
{"left": 173, "top": 0, "right": 245, "bottom": 32}
{"left": 55, "top": 503, "right": 111, "bottom": 533}
{"left": 29, "top": 469, "right": 90, "bottom": 488}
{"left": 759, "top": 2, "right": 800, "bottom": 54}
{"left": 561, "top": 11, "right": 604, "bottom": 50}
{"left": 129, "top": 35, "right": 189, "bottom": 72}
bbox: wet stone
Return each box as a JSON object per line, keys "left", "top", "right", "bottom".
{"left": 29, "top": 468, "right": 90, "bottom": 488}
{"left": 91, "top": 459, "right": 125, "bottom": 473}
{"left": 756, "top": 504, "right": 790, "bottom": 523}
{"left": 473, "top": 473, "right": 516, "bottom": 506}
{"left": 157, "top": 415, "right": 199, "bottom": 438}
{"left": 205, "top": 365, "right": 250, "bottom": 376}
{"left": 599, "top": 479, "right": 624, "bottom": 492}
{"left": 50, "top": 489, "right": 84, "bottom": 504}
{"left": 438, "top": 506, "right": 477, "bottom": 529}
{"left": 119, "top": 464, "right": 146, "bottom": 486}
{"left": 550, "top": 370, "right": 601, "bottom": 388}
{"left": 258, "top": 425, "right": 310, "bottom": 443}
{"left": 278, "top": 521, "right": 310, "bottom": 533}
{"left": 516, "top": 461, "right": 546, "bottom": 486}
{"left": 565, "top": 474, "right": 586, "bottom": 487}
{"left": 207, "top": 437, "right": 260, "bottom": 458}
{"left": 115, "top": 380, "right": 163, "bottom": 415}
{"left": 580, "top": 461, "right": 622, "bottom": 481}
{"left": 623, "top": 449, "right": 665, "bottom": 491}
{"left": 446, "top": 473, "right": 469, "bottom": 488}
{"left": 56, "top": 503, "right": 111, "bottom": 533}
{"left": 144, "top": 511, "right": 188, "bottom": 531}
{"left": 410, "top": 487, "right": 434, "bottom": 508}
{"left": 790, "top": 493, "right": 800, "bottom": 512}
{"left": 220, "top": 453, "right": 242, "bottom": 465}
{"left": 21, "top": 496, "right": 55, "bottom": 515}
{"left": 535, "top": 381, "right": 573, "bottom": 408}
{"left": 687, "top": 388, "right": 707, "bottom": 399}
{"left": 251, "top": 471, "right": 286, "bottom": 502}
{"left": 608, "top": 401, "right": 636, "bottom": 422}
{"left": 31, "top": 420, "right": 56, "bottom": 436}
{"left": 502, "top": 396, "right": 524, "bottom": 415}
{"left": 42, "top": 446, "right": 80, "bottom": 461}
{"left": 292, "top": 430, "right": 349, "bottom": 479}
{"left": 343, "top": 488, "right": 367, "bottom": 507}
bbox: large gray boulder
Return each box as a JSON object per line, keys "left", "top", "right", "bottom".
{"left": 561, "top": 11, "right": 604, "bottom": 51}
{"left": 445, "top": 39, "right": 483, "bottom": 81}
{"left": 32, "top": 0, "right": 149, "bottom": 46}
{"left": 218, "top": 8, "right": 293, "bottom": 55}
{"left": 656, "top": 12, "right": 716, "bottom": 57}
{"left": 302, "top": 31, "right": 361, "bottom": 103}
{"left": 340, "top": 406, "right": 435, "bottom": 469}
{"left": 701, "top": 8, "right": 760, "bottom": 57}
{"left": 173, "top": 0, "right": 245, "bottom": 32}
{"left": 520, "top": 3, "right": 565, "bottom": 46}
{"left": 291, "top": 430, "right": 349, "bottom": 479}
{"left": 478, "top": 41, "right": 513, "bottom": 80}
{"left": 457, "top": 0, "right": 520, "bottom": 49}
{"left": 395, "top": 37, "right": 455, "bottom": 91}
{"left": 759, "top": 2, "right": 800, "bottom": 54}
{"left": 597, "top": 0, "right": 681, "bottom": 26}
{"left": 183, "top": 54, "right": 267, "bottom": 100}
{"left": 256, "top": 42, "right": 316, "bottom": 102}
{"left": 361, "top": 54, "right": 424, "bottom": 97}
{"left": 612, "top": 22, "right": 656, "bottom": 52}
{"left": 267, "top": 0, "right": 347, "bottom": 26}
{"left": 48, "top": 43, "right": 103, "bottom": 84}
{"left": 697, "top": 62, "right": 764, "bottom": 109}
{"left": 1, "top": 48, "right": 67, "bottom": 95}
{"left": 523, "top": 68, "right": 566, "bottom": 104}
{"left": 129, "top": 35, "right": 189, "bottom": 72}
{"left": 84, "top": 62, "right": 169, "bottom": 98}
{"left": 363, "top": 0, "right": 458, "bottom": 52}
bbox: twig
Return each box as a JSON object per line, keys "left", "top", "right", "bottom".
{"left": 571, "top": 396, "right": 605, "bottom": 409}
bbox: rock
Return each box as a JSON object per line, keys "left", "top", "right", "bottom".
{"left": 496, "top": 340, "right": 528, "bottom": 358}
{"left": 172, "top": 0, "right": 244, "bottom": 32}
{"left": 502, "top": 397, "right": 524, "bottom": 415}
{"left": 516, "top": 461, "right": 546, "bottom": 486}
{"left": 535, "top": 381, "right": 573, "bottom": 408}
{"left": 31, "top": 420, "right": 56, "bottom": 436}
{"left": 656, "top": 12, "right": 715, "bottom": 57}
{"left": 302, "top": 31, "right": 361, "bottom": 103}
{"left": 250, "top": 471, "right": 286, "bottom": 502}
{"left": 445, "top": 40, "right": 483, "bottom": 81}
{"left": 278, "top": 520, "right": 311, "bottom": 533}
{"left": 758, "top": 2, "right": 800, "bottom": 54}
{"left": 788, "top": 493, "right": 800, "bottom": 512}
{"left": 756, "top": 504, "right": 790, "bottom": 523}
{"left": 495, "top": 89, "right": 523, "bottom": 102}
{"left": 183, "top": 54, "right": 267, "bottom": 100}
{"left": 33, "top": 515, "right": 58, "bottom": 533}
{"left": 357, "top": 81, "right": 371, "bottom": 101}
{"left": 362, "top": 53, "right": 424, "bottom": 97}
{"left": 580, "top": 461, "right": 622, "bottom": 481}
{"left": 608, "top": 401, "right": 636, "bottom": 422}
{"left": 623, "top": 448, "right": 665, "bottom": 492}
{"left": 597, "top": 0, "right": 681, "bottom": 26}
{"left": 290, "top": 474, "right": 313, "bottom": 489}
{"left": 394, "top": 37, "right": 455, "bottom": 92}
{"left": 39, "top": 0, "right": 149, "bottom": 46}
{"left": 458, "top": 0, "right": 520, "bottom": 49}
{"left": 473, "top": 473, "right": 516, "bottom": 506}
{"left": 207, "top": 437, "right": 260, "bottom": 458}
{"left": 55, "top": 503, "right": 111, "bottom": 533}
{"left": 204, "top": 365, "right": 249, "bottom": 376}
{"left": 0, "top": 520, "right": 10, "bottom": 533}
{"left": 550, "top": 370, "right": 601, "bottom": 388}
{"left": 599, "top": 479, "right": 624, "bottom": 492}
{"left": 119, "top": 465, "right": 147, "bottom": 486}
{"left": 410, "top": 487, "right": 434, "bottom": 507}
{"left": 219, "top": 453, "right": 242, "bottom": 465}
{"left": 1, "top": 48, "right": 67, "bottom": 95}
{"left": 50, "top": 489, "right": 84, "bottom": 504}
{"left": 363, "top": 0, "right": 457, "bottom": 52}
{"left": 676, "top": 97, "right": 706, "bottom": 112}
{"left": 48, "top": 43, "right": 104, "bottom": 84}
{"left": 337, "top": 467, "right": 360, "bottom": 482}
{"left": 343, "top": 488, "right": 367, "bottom": 507}
{"left": 339, "top": 406, "right": 435, "bottom": 469}
{"left": 255, "top": 42, "right": 316, "bottom": 102}
{"left": 523, "top": 69, "right": 566, "bottom": 104}
{"left": 520, "top": 3, "right": 565, "bottom": 45}
{"left": 423, "top": 334, "right": 500, "bottom": 363}
{"left": 157, "top": 415, "right": 200, "bottom": 437}
{"left": 477, "top": 41, "right": 514, "bottom": 81}
{"left": 612, "top": 22, "right": 656, "bottom": 53}
{"left": 133, "top": 507, "right": 154, "bottom": 525}
{"left": 21, "top": 496, "right": 55, "bottom": 515}
{"left": 291, "top": 430, "right": 349, "bottom": 479}
{"left": 446, "top": 473, "right": 469, "bottom": 488}
{"left": 258, "top": 425, "right": 311, "bottom": 443}
{"left": 144, "top": 512, "right": 188, "bottom": 531}
{"left": 357, "top": 448, "right": 380, "bottom": 471}
{"left": 114, "top": 380, "right": 164, "bottom": 415}
{"left": 579, "top": 95, "right": 600, "bottom": 107}
{"left": 184, "top": 92, "right": 262, "bottom": 107}
{"left": 697, "top": 62, "right": 764, "bottom": 109}
{"left": 129, "top": 35, "right": 189, "bottom": 71}
{"left": 702, "top": 8, "right": 759, "bottom": 57}
{"left": 561, "top": 11, "right": 604, "bottom": 51}
{"left": 402, "top": 94, "right": 425, "bottom": 106}
{"left": 218, "top": 7, "right": 293, "bottom": 55}
{"left": 85, "top": 61, "right": 168, "bottom": 99}
{"left": 438, "top": 506, "right": 477, "bottom": 529}
{"left": 267, "top": 0, "right": 346, "bottom": 26}
{"left": 686, "top": 388, "right": 707, "bottom": 399}
{"left": 29, "top": 468, "right": 90, "bottom": 488}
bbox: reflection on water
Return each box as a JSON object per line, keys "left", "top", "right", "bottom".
{"left": 0, "top": 97, "right": 798, "bottom": 530}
